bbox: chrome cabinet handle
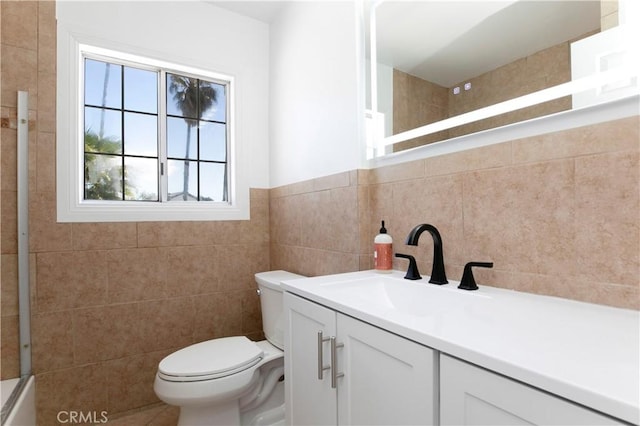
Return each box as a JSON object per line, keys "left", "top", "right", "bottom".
{"left": 330, "top": 336, "right": 344, "bottom": 389}
{"left": 317, "top": 331, "right": 330, "bottom": 380}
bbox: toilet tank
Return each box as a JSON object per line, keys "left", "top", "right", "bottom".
{"left": 255, "top": 270, "right": 304, "bottom": 350}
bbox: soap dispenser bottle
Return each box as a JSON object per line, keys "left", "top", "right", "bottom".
{"left": 374, "top": 220, "right": 393, "bottom": 273}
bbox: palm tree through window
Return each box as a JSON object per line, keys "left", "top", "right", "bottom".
{"left": 167, "top": 74, "right": 228, "bottom": 202}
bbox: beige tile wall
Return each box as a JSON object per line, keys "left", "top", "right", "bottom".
{"left": 447, "top": 41, "right": 573, "bottom": 139}
{"left": 271, "top": 116, "right": 639, "bottom": 310}
{"left": 1, "top": 2, "right": 268, "bottom": 424}
{"left": 601, "top": 0, "right": 618, "bottom": 30}
{"left": 393, "top": 69, "right": 449, "bottom": 149}
{"left": 269, "top": 171, "right": 366, "bottom": 276}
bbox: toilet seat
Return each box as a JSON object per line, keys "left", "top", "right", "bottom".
{"left": 158, "top": 336, "right": 264, "bottom": 383}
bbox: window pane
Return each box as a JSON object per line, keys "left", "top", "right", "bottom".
{"left": 167, "top": 160, "right": 198, "bottom": 201}
{"left": 85, "top": 153, "right": 122, "bottom": 200}
{"left": 84, "top": 107, "right": 122, "bottom": 154}
{"left": 80, "top": 54, "right": 232, "bottom": 208}
{"left": 199, "top": 81, "right": 225, "bottom": 122}
{"left": 124, "top": 157, "right": 158, "bottom": 201}
{"left": 124, "top": 112, "right": 157, "bottom": 156}
{"left": 124, "top": 67, "right": 158, "bottom": 114}
{"left": 167, "top": 116, "right": 196, "bottom": 159}
{"left": 167, "top": 74, "right": 199, "bottom": 119}
{"left": 84, "top": 59, "right": 122, "bottom": 108}
{"left": 200, "top": 121, "right": 226, "bottom": 161}
{"left": 200, "top": 162, "right": 226, "bottom": 201}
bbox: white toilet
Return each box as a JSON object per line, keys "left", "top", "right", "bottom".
{"left": 154, "top": 270, "right": 303, "bottom": 426}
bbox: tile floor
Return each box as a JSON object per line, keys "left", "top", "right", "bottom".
{"left": 105, "top": 404, "right": 179, "bottom": 426}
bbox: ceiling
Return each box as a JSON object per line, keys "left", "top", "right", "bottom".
{"left": 205, "top": 1, "right": 287, "bottom": 23}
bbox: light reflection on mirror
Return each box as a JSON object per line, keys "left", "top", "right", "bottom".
{"left": 366, "top": 0, "right": 639, "bottom": 158}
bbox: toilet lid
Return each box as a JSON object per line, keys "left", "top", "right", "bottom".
{"left": 158, "top": 336, "right": 264, "bottom": 382}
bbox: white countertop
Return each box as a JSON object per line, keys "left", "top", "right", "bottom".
{"left": 281, "top": 270, "right": 640, "bottom": 425}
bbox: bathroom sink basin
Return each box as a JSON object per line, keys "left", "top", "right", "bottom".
{"left": 314, "top": 274, "right": 487, "bottom": 317}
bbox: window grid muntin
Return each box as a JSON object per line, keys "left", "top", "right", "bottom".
{"left": 81, "top": 51, "right": 231, "bottom": 204}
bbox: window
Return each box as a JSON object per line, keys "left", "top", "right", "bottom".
{"left": 83, "top": 55, "right": 229, "bottom": 203}
{"left": 57, "top": 39, "right": 249, "bottom": 222}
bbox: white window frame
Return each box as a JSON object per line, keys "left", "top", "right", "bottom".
{"left": 57, "top": 30, "right": 250, "bottom": 222}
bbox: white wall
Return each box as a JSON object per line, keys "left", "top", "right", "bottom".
{"left": 269, "top": 1, "right": 362, "bottom": 187}
{"left": 56, "top": 0, "right": 271, "bottom": 189}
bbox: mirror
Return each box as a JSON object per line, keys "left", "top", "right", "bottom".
{"left": 366, "top": 0, "right": 639, "bottom": 157}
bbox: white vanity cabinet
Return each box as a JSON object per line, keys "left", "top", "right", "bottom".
{"left": 281, "top": 271, "right": 639, "bottom": 426}
{"left": 284, "top": 292, "right": 437, "bottom": 426}
{"left": 440, "top": 355, "right": 625, "bottom": 425}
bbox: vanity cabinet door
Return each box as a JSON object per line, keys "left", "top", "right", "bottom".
{"left": 336, "top": 313, "right": 437, "bottom": 425}
{"left": 285, "top": 292, "right": 438, "bottom": 426}
{"left": 440, "top": 355, "right": 624, "bottom": 425}
{"left": 284, "top": 292, "right": 337, "bottom": 425}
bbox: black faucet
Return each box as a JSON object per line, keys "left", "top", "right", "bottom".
{"left": 405, "top": 224, "right": 448, "bottom": 285}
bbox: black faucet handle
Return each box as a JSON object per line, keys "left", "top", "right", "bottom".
{"left": 458, "top": 262, "right": 493, "bottom": 290}
{"left": 395, "top": 253, "right": 422, "bottom": 280}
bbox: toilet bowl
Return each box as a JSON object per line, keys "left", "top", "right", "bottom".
{"left": 154, "top": 270, "right": 303, "bottom": 426}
